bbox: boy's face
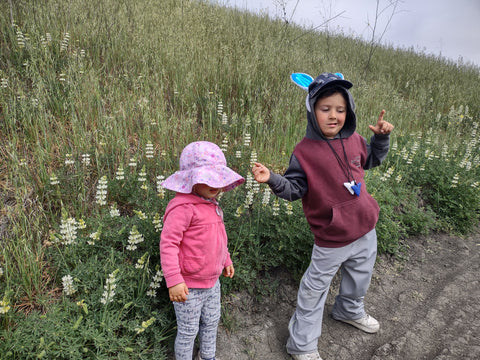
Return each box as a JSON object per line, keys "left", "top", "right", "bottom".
{"left": 314, "top": 92, "right": 347, "bottom": 139}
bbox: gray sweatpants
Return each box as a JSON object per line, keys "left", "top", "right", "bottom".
{"left": 173, "top": 280, "right": 221, "bottom": 360}
{"left": 286, "top": 229, "right": 377, "bottom": 355}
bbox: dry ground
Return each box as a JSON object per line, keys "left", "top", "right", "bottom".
{"left": 215, "top": 230, "right": 480, "bottom": 360}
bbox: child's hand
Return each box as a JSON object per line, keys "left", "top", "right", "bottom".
{"left": 252, "top": 162, "right": 270, "bottom": 183}
{"left": 223, "top": 264, "right": 235, "bottom": 278}
{"left": 368, "top": 109, "right": 394, "bottom": 135}
{"left": 169, "top": 282, "right": 189, "bottom": 302}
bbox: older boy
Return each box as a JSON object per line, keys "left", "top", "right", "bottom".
{"left": 252, "top": 73, "right": 393, "bottom": 360}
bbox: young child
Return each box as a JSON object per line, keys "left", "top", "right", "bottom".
{"left": 252, "top": 72, "right": 394, "bottom": 360}
{"left": 160, "top": 141, "right": 244, "bottom": 360}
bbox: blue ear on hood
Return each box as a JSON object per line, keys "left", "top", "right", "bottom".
{"left": 290, "top": 73, "right": 313, "bottom": 91}
{"left": 334, "top": 72, "right": 344, "bottom": 79}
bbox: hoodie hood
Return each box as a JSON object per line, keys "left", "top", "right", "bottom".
{"left": 305, "top": 73, "right": 357, "bottom": 140}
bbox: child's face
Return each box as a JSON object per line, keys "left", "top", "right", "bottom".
{"left": 193, "top": 183, "right": 221, "bottom": 199}
{"left": 314, "top": 92, "right": 347, "bottom": 139}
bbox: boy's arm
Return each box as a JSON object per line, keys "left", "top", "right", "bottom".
{"left": 254, "top": 154, "right": 307, "bottom": 201}
{"left": 364, "top": 109, "right": 393, "bottom": 170}
{"left": 364, "top": 133, "right": 390, "bottom": 170}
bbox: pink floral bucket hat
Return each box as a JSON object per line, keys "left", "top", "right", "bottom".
{"left": 162, "top": 141, "right": 245, "bottom": 193}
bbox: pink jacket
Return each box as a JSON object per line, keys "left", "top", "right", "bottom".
{"left": 160, "top": 193, "right": 233, "bottom": 289}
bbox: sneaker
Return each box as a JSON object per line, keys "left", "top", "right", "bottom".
{"left": 194, "top": 354, "right": 217, "bottom": 360}
{"left": 333, "top": 314, "right": 380, "bottom": 333}
{"left": 291, "top": 351, "right": 323, "bottom": 360}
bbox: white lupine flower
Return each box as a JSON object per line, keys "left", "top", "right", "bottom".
{"left": 128, "top": 158, "right": 137, "bottom": 167}
{"left": 127, "top": 226, "right": 144, "bottom": 251}
{"left": 153, "top": 213, "right": 163, "bottom": 232}
{"left": 146, "top": 289, "right": 156, "bottom": 297}
{"left": 380, "top": 167, "right": 395, "bottom": 182}
{"left": 441, "top": 144, "right": 449, "bottom": 158}
{"left": 217, "top": 101, "right": 223, "bottom": 117}
{"left": 250, "top": 149, "right": 257, "bottom": 167}
{"left": 95, "top": 176, "right": 108, "bottom": 206}
{"left": 221, "top": 113, "right": 228, "bottom": 125}
{"left": 109, "top": 203, "right": 120, "bottom": 217}
{"left": 243, "top": 132, "right": 251, "bottom": 147}
{"left": 50, "top": 173, "right": 60, "bottom": 185}
{"left": 81, "top": 153, "right": 91, "bottom": 166}
{"left": 145, "top": 142, "right": 154, "bottom": 158}
{"left": 391, "top": 141, "right": 398, "bottom": 152}
{"left": 62, "top": 275, "right": 77, "bottom": 295}
{"left": 284, "top": 201, "right": 293, "bottom": 216}
{"left": 156, "top": 175, "right": 165, "bottom": 199}
{"left": 261, "top": 188, "right": 271, "bottom": 206}
{"left": 135, "top": 253, "right": 148, "bottom": 270}
{"left": 235, "top": 150, "right": 242, "bottom": 159}
{"left": 395, "top": 174, "right": 403, "bottom": 183}
{"left": 221, "top": 136, "right": 228, "bottom": 152}
{"left": 100, "top": 270, "right": 119, "bottom": 305}
{"left": 59, "top": 73, "right": 66, "bottom": 82}
{"left": 451, "top": 173, "right": 459, "bottom": 188}
{"left": 138, "top": 166, "right": 147, "bottom": 182}
{"left": 0, "top": 300, "right": 11, "bottom": 314}
{"left": 147, "top": 270, "right": 164, "bottom": 297}
{"left": 60, "top": 32, "right": 70, "bottom": 52}
{"left": 116, "top": 166, "right": 125, "bottom": 180}
{"left": 77, "top": 219, "right": 87, "bottom": 229}
{"left": 0, "top": 78, "right": 8, "bottom": 88}
{"left": 16, "top": 29, "right": 25, "bottom": 48}
{"left": 272, "top": 198, "right": 280, "bottom": 216}
{"left": 134, "top": 210, "right": 147, "bottom": 220}
{"left": 88, "top": 230, "right": 101, "bottom": 245}
{"left": 0, "top": 267, "right": 3, "bottom": 276}
{"left": 60, "top": 217, "right": 78, "bottom": 245}
{"left": 64, "top": 153, "right": 75, "bottom": 165}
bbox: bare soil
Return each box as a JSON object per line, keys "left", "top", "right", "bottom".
{"left": 215, "top": 230, "right": 480, "bottom": 360}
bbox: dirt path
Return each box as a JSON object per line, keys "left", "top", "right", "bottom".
{"left": 215, "top": 231, "right": 480, "bottom": 359}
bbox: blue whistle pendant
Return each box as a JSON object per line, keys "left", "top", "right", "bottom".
{"left": 343, "top": 181, "right": 362, "bottom": 196}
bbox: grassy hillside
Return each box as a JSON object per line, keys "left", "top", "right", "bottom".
{"left": 1, "top": 0, "right": 479, "bottom": 358}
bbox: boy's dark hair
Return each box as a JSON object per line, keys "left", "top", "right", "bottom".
{"left": 314, "top": 85, "right": 350, "bottom": 108}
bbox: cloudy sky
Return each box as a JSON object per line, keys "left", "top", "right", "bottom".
{"left": 222, "top": 0, "right": 480, "bottom": 67}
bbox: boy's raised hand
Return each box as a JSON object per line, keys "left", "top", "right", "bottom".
{"left": 368, "top": 109, "right": 394, "bottom": 135}
{"left": 252, "top": 162, "right": 270, "bottom": 183}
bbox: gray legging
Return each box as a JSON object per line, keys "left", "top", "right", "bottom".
{"left": 173, "top": 280, "right": 221, "bottom": 360}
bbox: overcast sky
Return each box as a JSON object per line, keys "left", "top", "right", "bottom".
{"left": 222, "top": 0, "right": 480, "bottom": 67}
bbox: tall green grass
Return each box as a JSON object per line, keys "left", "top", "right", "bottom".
{"left": 1, "top": 0, "right": 479, "bottom": 358}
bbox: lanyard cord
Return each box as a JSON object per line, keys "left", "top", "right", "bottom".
{"left": 326, "top": 138, "right": 355, "bottom": 183}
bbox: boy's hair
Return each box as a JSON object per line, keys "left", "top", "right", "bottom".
{"left": 314, "top": 85, "right": 350, "bottom": 108}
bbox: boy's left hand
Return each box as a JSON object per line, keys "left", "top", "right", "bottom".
{"left": 223, "top": 265, "right": 235, "bottom": 278}
{"left": 369, "top": 109, "right": 394, "bottom": 135}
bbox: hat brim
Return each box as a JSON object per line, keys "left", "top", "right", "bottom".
{"left": 162, "top": 165, "right": 245, "bottom": 194}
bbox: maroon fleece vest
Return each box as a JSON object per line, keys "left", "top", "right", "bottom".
{"left": 293, "top": 134, "right": 380, "bottom": 247}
